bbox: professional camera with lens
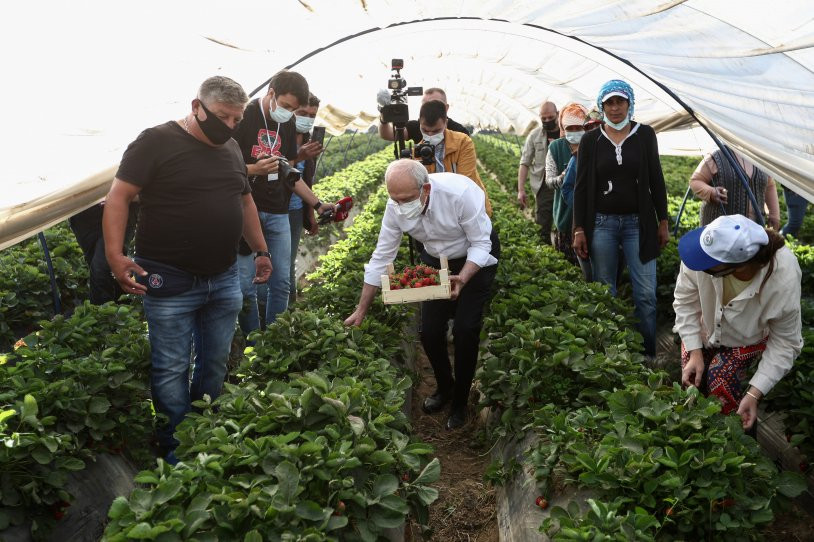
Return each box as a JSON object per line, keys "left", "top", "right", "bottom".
{"left": 399, "top": 142, "right": 435, "bottom": 165}
{"left": 276, "top": 156, "right": 301, "bottom": 185}
{"left": 380, "top": 59, "right": 423, "bottom": 128}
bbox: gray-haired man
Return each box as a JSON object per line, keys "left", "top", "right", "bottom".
{"left": 103, "top": 76, "right": 271, "bottom": 464}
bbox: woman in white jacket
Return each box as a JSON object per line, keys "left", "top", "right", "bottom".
{"left": 674, "top": 214, "right": 802, "bottom": 431}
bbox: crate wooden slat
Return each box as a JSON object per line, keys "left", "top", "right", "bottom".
{"left": 381, "top": 255, "right": 451, "bottom": 304}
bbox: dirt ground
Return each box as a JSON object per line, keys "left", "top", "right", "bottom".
{"left": 407, "top": 350, "right": 499, "bottom": 542}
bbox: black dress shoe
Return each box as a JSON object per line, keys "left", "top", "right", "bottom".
{"left": 422, "top": 391, "right": 451, "bottom": 414}
{"left": 446, "top": 408, "right": 467, "bottom": 430}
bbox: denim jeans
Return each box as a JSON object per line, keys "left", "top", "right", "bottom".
{"left": 288, "top": 207, "right": 304, "bottom": 304}
{"left": 236, "top": 254, "right": 260, "bottom": 336}
{"left": 237, "top": 211, "right": 291, "bottom": 328}
{"left": 782, "top": 187, "right": 809, "bottom": 238}
{"left": 142, "top": 263, "right": 242, "bottom": 451}
{"left": 590, "top": 213, "right": 657, "bottom": 356}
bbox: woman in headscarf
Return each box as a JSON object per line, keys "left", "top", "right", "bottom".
{"left": 674, "top": 214, "right": 802, "bottom": 432}
{"left": 572, "top": 80, "right": 670, "bottom": 358}
{"left": 545, "top": 102, "right": 590, "bottom": 273}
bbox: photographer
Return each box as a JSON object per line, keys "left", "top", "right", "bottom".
{"left": 378, "top": 87, "right": 470, "bottom": 144}
{"left": 233, "top": 70, "right": 335, "bottom": 332}
{"left": 412, "top": 100, "right": 492, "bottom": 216}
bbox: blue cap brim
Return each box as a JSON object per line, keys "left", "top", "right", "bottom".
{"left": 678, "top": 226, "right": 724, "bottom": 271}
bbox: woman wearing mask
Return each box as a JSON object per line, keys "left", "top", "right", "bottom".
{"left": 545, "top": 102, "right": 589, "bottom": 270}
{"left": 674, "top": 214, "right": 802, "bottom": 432}
{"left": 572, "top": 80, "right": 670, "bottom": 358}
{"left": 288, "top": 94, "right": 322, "bottom": 304}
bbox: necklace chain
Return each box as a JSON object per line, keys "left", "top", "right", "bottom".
{"left": 182, "top": 116, "right": 190, "bottom": 133}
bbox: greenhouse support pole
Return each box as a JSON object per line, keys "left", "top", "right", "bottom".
{"left": 315, "top": 133, "right": 334, "bottom": 180}
{"left": 719, "top": 144, "right": 765, "bottom": 225}
{"left": 673, "top": 186, "right": 693, "bottom": 237}
{"left": 37, "top": 232, "right": 62, "bottom": 315}
{"left": 342, "top": 130, "right": 358, "bottom": 169}
{"left": 364, "top": 131, "right": 374, "bottom": 157}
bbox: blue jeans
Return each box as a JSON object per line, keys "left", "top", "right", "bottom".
{"left": 782, "top": 187, "right": 809, "bottom": 238}
{"left": 142, "top": 263, "right": 242, "bottom": 451}
{"left": 288, "top": 208, "right": 304, "bottom": 304}
{"left": 236, "top": 254, "right": 260, "bottom": 336}
{"left": 242, "top": 211, "right": 290, "bottom": 325}
{"left": 590, "top": 213, "right": 657, "bottom": 356}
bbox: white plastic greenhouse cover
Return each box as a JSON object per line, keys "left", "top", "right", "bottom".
{"left": 1, "top": 0, "right": 813, "bottom": 250}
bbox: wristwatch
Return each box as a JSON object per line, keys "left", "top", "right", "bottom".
{"left": 253, "top": 250, "right": 271, "bottom": 260}
{"left": 313, "top": 200, "right": 323, "bottom": 211}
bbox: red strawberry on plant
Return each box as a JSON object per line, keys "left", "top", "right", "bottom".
{"left": 535, "top": 496, "right": 548, "bottom": 509}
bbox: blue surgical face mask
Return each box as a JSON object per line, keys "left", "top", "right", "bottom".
{"left": 269, "top": 95, "right": 294, "bottom": 123}
{"left": 295, "top": 116, "right": 314, "bottom": 133}
{"left": 565, "top": 130, "right": 585, "bottom": 145}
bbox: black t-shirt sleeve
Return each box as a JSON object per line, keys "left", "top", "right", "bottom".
{"left": 116, "top": 127, "right": 161, "bottom": 187}
{"left": 447, "top": 117, "right": 470, "bottom": 136}
{"left": 406, "top": 120, "right": 422, "bottom": 145}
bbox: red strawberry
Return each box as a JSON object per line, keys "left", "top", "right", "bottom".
{"left": 535, "top": 496, "right": 548, "bottom": 509}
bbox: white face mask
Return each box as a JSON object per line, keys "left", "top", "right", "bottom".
{"left": 295, "top": 116, "right": 314, "bottom": 133}
{"left": 269, "top": 95, "right": 294, "bottom": 123}
{"left": 396, "top": 187, "right": 425, "bottom": 219}
{"left": 565, "top": 130, "right": 585, "bottom": 145}
{"left": 604, "top": 115, "right": 630, "bottom": 131}
{"left": 421, "top": 131, "right": 444, "bottom": 146}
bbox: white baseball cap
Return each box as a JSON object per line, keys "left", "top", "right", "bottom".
{"left": 678, "top": 214, "right": 769, "bottom": 271}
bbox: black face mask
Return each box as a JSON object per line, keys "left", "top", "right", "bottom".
{"left": 195, "top": 100, "right": 238, "bottom": 145}
{"left": 542, "top": 119, "right": 558, "bottom": 131}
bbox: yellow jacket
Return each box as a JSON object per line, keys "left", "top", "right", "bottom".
{"left": 421, "top": 129, "right": 493, "bottom": 216}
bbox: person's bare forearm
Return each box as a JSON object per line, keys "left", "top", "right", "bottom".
{"left": 518, "top": 165, "right": 529, "bottom": 191}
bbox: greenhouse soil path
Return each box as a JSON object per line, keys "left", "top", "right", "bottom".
{"left": 408, "top": 349, "right": 499, "bottom": 541}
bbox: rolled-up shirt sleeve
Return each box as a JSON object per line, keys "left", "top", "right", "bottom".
{"left": 459, "top": 184, "right": 497, "bottom": 268}
{"left": 672, "top": 263, "right": 705, "bottom": 351}
{"left": 363, "top": 204, "right": 403, "bottom": 286}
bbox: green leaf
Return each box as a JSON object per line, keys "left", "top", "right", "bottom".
{"left": 326, "top": 514, "right": 349, "bottom": 531}
{"left": 295, "top": 500, "right": 328, "bottom": 522}
{"left": 153, "top": 478, "right": 183, "bottom": 505}
{"left": 414, "top": 458, "right": 441, "bottom": 485}
{"left": 776, "top": 471, "right": 807, "bottom": 497}
{"left": 0, "top": 409, "right": 16, "bottom": 425}
{"left": 276, "top": 461, "right": 300, "bottom": 503}
{"left": 108, "top": 496, "right": 130, "bottom": 519}
{"left": 31, "top": 446, "right": 52, "bottom": 465}
{"left": 413, "top": 486, "right": 439, "bottom": 506}
{"left": 88, "top": 396, "right": 111, "bottom": 414}
{"left": 372, "top": 474, "right": 398, "bottom": 498}
{"left": 244, "top": 530, "right": 263, "bottom": 542}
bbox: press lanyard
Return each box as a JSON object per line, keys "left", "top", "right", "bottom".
{"left": 259, "top": 98, "right": 280, "bottom": 181}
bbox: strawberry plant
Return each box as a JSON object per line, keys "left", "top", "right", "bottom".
{"left": 0, "top": 302, "right": 152, "bottom": 535}
{"left": 534, "top": 383, "right": 806, "bottom": 540}
{"left": 0, "top": 222, "right": 91, "bottom": 350}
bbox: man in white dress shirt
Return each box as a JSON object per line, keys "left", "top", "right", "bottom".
{"left": 345, "top": 159, "right": 500, "bottom": 430}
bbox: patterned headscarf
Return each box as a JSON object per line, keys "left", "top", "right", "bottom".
{"left": 559, "top": 103, "right": 589, "bottom": 132}
{"left": 597, "top": 79, "right": 635, "bottom": 119}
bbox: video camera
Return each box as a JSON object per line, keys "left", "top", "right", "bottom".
{"left": 399, "top": 142, "right": 435, "bottom": 165}
{"left": 380, "top": 59, "right": 423, "bottom": 159}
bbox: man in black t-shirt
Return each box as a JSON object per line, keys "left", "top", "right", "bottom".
{"left": 378, "top": 87, "right": 470, "bottom": 145}
{"left": 232, "top": 70, "right": 335, "bottom": 331}
{"left": 103, "top": 76, "right": 272, "bottom": 464}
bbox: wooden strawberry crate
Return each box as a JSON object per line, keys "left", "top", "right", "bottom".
{"left": 381, "top": 255, "right": 451, "bottom": 304}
